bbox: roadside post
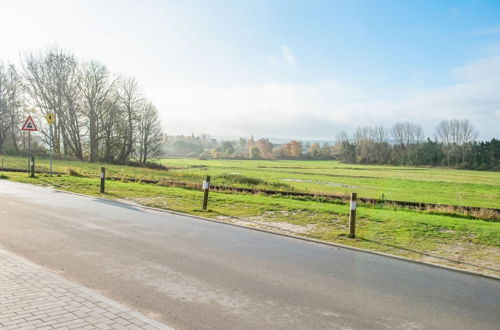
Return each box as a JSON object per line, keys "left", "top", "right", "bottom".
{"left": 30, "top": 156, "right": 35, "bottom": 178}
{"left": 100, "top": 167, "right": 106, "bottom": 193}
{"left": 45, "top": 113, "right": 56, "bottom": 176}
{"left": 348, "top": 192, "right": 357, "bottom": 238}
{"left": 202, "top": 175, "right": 211, "bottom": 210}
{"left": 21, "top": 115, "right": 38, "bottom": 176}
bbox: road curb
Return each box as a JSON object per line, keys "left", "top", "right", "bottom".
{"left": 132, "top": 203, "right": 500, "bottom": 282}
{"left": 3, "top": 180, "right": 500, "bottom": 281}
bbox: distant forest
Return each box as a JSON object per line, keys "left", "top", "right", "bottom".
{"left": 165, "top": 120, "right": 499, "bottom": 171}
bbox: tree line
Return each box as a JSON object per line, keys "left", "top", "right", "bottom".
{"left": 333, "top": 120, "right": 498, "bottom": 170}
{"left": 164, "top": 120, "right": 498, "bottom": 171}
{"left": 0, "top": 47, "right": 163, "bottom": 163}
{"left": 270, "top": 120, "right": 497, "bottom": 171}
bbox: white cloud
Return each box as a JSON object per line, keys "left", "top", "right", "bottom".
{"left": 155, "top": 56, "right": 500, "bottom": 140}
{"left": 267, "top": 46, "right": 296, "bottom": 65}
{"left": 280, "top": 46, "right": 296, "bottom": 65}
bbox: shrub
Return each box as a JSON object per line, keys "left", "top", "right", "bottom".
{"left": 68, "top": 168, "right": 81, "bottom": 176}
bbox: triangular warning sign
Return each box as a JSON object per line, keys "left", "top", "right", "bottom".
{"left": 21, "top": 115, "right": 38, "bottom": 131}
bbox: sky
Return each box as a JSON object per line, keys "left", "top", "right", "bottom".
{"left": 1, "top": 0, "right": 499, "bottom": 140}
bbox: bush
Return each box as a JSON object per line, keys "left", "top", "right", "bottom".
{"left": 68, "top": 168, "right": 81, "bottom": 176}
{"left": 108, "top": 160, "right": 168, "bottom": 171}
{"left": 214, "top": 173, "right": 292, "bottom": 190}
{"left": 216, "top": 173, "right": 265, "bottom": 186}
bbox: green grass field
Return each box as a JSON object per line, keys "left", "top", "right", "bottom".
{"left": 1, "top": 155, "right": 499, "bottom": 276}
{"left": 159, "top": 159, "right": 500, "bottom": 208}
{"left": 3, "top": 156, "right": 498, "bottom": 208}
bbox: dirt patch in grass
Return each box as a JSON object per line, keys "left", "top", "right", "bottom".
{"left": 419, "top": 243, "right": 500, "bottom": 277}
{"left": 215, "top": 214, "right": 318, "bottom": 235}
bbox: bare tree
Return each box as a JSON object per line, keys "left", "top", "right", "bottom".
{"left": 21, "top": 47, "right": 84, "bottom": 159}
{"left": 353, "top": 126, "right": 375, "bottom": 163}
{"left": 436, "top": 119, "right": 478, "bottom": 164}
{"left": 99, "top": 94, "right": 121, "bottom": 161}
{"left": 391, "top": 122, "right": 424, "bottom": 147}
{"left": 137, "top": 101, "right": 162, "bottom": 163}
{"left": 435, "top": 119, "right": 477, "bottom": 145}
{"left": 78, "top": 60, "right": 117, "bottom": 162}
{"left": 336, "top": 131, "right": 350, "bottom": 144}
{"left": 371, "top": 126, "right": 390, "bottom": 163}
{"left": 0, "top": 63, "right": 11, "bottom": 150}
{"left": 335, "top": 131, "right": 355, "bottom": 163}
{"left": 351, "top": 126, "right": 391, "bottom": 163}
{"left": 2, "top": 46, "right": 163, "bottom": 163}
{"left": 116, "top": 77, "right": 142, "bottom": 162}
{"left": 0, "top": 63, "right": 23, "bottom": 152}
{"left": 371, "top": 125, "right": 388, "bottom": 144}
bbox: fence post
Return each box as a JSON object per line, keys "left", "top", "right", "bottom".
{"left": 348, "top": 192, "right": 357, "bottom": 238}
{"left": 202, "top": 175, "right": 211, "bottom": 210}
{"left": 30, "top": 156, "right": 35, "bottom": 178}
{"left": 100, "top": 167, "right": 106, "bottom": 193}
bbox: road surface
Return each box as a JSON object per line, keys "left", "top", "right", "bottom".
{"left": 0, "top": 180, "right": 499, "bottom": 329}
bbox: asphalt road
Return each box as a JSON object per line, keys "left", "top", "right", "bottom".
{"left": 0, "top": 180, "right": 499, "bottom": 329}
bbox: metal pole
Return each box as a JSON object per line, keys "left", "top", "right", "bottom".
{"left": 49, "top": 124, "right": 53, "bottom": 176}
{"left": 27, "top": 131, "right": 31, "bottom": 173}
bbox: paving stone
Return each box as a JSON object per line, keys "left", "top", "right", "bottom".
{"left": 0, "top": 249, "right": 173, "bottom": 330}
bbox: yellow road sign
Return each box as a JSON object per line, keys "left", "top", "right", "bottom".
{"left": 45, "top": 113, "right": 55, "bottom": 125}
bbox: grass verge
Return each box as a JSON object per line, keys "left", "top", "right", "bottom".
{"left": 2, "top": 155, "right": 500, "bottom": 208}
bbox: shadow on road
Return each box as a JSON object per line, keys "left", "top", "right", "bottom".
{"left": 92, "top": 198, "right": 145, "bottom": 213}
{"left": 359, "top": 237, "right": 500, "bottom": 274}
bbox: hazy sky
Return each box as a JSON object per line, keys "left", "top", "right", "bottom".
{"left": 1, "top": 0, "right": 499, "bottom": 139}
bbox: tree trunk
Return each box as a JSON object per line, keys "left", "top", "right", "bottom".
{"left": 89, "top": 112, "right": 98, "bottom": 162}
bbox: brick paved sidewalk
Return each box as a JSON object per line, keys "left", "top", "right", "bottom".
{"left": 0, "top": 248, "right": 173, "bottom": 330}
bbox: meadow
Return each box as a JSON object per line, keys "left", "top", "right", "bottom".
{"left": 3, "top": 156, "right": 499, "bottom": 208}
{"left": 1, "top": 155, "right": 499, "bottom": 276}
{"left": 160, "top": 158, "right": 500, "bottom": 208}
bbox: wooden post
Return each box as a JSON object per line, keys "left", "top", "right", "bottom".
{"left": 100, "top": 167, "right": 106, "bottom": 193}
{"left": 30, "top": 156, "right": 35, "bottom": 178}
{"left": 202, "top": 175, "right": 211, "bottom": 210}
{"left": 348, "top": 192, "right": 357, "bottom": 238}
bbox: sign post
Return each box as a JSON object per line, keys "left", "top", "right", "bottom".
{"left": 45, "top": 113, "right": 55, "bottom": 176}
{"left": 21, "top": 115, "right": 38, "bottom": 176}
{"left": 30, "top": 156, "right": 35, "bottom": 178}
